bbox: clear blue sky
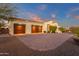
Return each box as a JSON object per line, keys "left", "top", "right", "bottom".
{"left": 14, "top": 3, "right": 79, "bottom": 27}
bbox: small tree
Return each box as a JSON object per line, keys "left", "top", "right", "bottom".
{"left": 49, "top": 26, "right": 57, "bottom": 33}
{"left": 0, "top": 4, "right": 17, "bottom": 28}
{"left": 0, "top": 4, "right": 17, "bottom": 22}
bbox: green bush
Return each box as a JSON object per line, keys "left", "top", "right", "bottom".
{"left": 59, "top": 27, "right": 66, "bottom": 33}
{"left": 49, "top": 26, "right": 57, "bottom": 33}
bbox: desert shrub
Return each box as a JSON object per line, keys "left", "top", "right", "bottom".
{"left": 59, "top": 27, "right": 66, "bottom": 33}
{"left": 49, "top": 26, "right": 57, "bottom": 33}
{"left": 47, "top": 31, "right": 50, "bottom": 33}
{"left": 70, "top": 27, "right": 79, "bottom": 37}
{"left": 44, "top": 31, "right": 46, "bottom": 33}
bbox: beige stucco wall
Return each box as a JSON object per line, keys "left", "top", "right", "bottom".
{"left": 26, "top": 21, "right": 43, "bottom": 34}
{"left": 9, "top": 20, "right": 44, "bottom": 35}
{"left": 9, "top": 21, "right": 27, "bottom": 35}
{"left": 9, "top": 20, "right": 61, "bottom": 35}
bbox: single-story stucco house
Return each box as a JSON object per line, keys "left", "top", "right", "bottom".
{"left": 7, "top": 18, "right": 61, "bottom": 35}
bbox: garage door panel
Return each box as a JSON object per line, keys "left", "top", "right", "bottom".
{"left": 14, "top": 24, "right": 25, "bottom": 34}
{"left": 31, "top": 25, "right": 42, "bottom": 33}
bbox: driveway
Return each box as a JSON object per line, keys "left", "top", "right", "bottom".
{"left": 1, "top": 33, "right": 79, "bottom": 56}
{"left": 17, "top": 33, "right": 73, "bottom": 51}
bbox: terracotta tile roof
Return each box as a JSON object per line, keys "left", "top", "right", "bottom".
{"left": 13, "top": 17, "right": 57, "bottom": 23}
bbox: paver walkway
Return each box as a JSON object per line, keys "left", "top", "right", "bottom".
{"left": 18, "top": 33, "right": 73, "bottom": 51}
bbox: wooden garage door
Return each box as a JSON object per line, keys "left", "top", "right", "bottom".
{"left": 31, "top": 25, "right": 42, "bottom": 33}
{"left": 14, "top": 24, "right": 25, "bottom": 34}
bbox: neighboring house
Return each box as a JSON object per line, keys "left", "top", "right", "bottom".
{"left": 8, "top": 18, "right": 61, "bottom": 35}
